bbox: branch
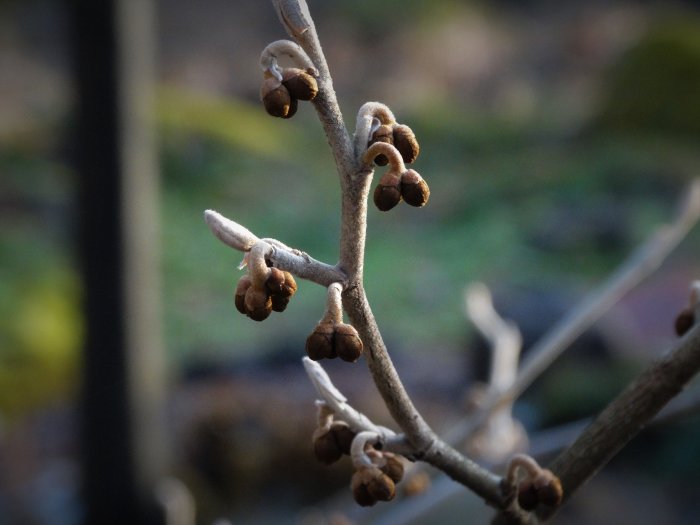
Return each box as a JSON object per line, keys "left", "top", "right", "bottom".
{"left": 537, "top": 322, "right": 700, "bottom": 521}
{"left": 204, "top": 209, "right": 346, "bottom": 287}
{"left": 447, "top": 178, "right": 700, "bottom": 442}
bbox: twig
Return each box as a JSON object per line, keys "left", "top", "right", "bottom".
{"left": 537, "top": 322, "right": 700, "bottom": 521}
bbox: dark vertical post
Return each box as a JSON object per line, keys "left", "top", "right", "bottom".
{"left": 73, "top": 1, "right": 166, "bottom": 524}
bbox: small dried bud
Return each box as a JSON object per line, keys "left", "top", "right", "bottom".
{"left": 675, "top": 306, "right": 695, "bottom": 336}
{"left": 373, "top": 171, "right": 402, "bottom": 212}
{"left": 280, "top": 271, "right": 298, "bottom": 298}
{"left": 244, "top": 287, "right": 272, "bottom": 321}
{"left": 260, "top": 77, "right": 293, "bottom": 118}
{"left": 517, "top": 479, "right": 539, "bottom": 511}
{"left": 234, "top": 275, "right": 252, "bottom": 315}
{"left": 334, "top": 323, "right": 364, "bottom": 362}
{"left": 270, "top": 295, "right": 290, "bottom": 312}
{"left": 282, "top": 67, "right": 319, "bottom": 101}
{"left": 330, "top": 421, "right": 356, "bottom": 456}
{"left": 306, "top": 322, "right": 336, "bottom": 360}
{"left": 265, "top": 267, "right": 286, "bottom": 295}
{"left": 351, "top": 467, "right": 396, "bottom": 507}
{"left": 368, "top": 124, "right": 394, "bottom": 166}
{"left": 392, "top": 124, "right": 420, "bottom": 164}
{"left": 313, "top": 428, "right": 344, "bottom": 465}
{"left": 380, "top": 454, "right": 404, "bottom": 484}
{"left": 534, "top": 472, "right": 563, "bottom": 507}
{"left": 400, "top": 169, "right": 430, "bottom": 207}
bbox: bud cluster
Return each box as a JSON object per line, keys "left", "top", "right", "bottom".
{"left": 351, "top": 452, "right": 405, "bottom": 507}
{"left": 373, "top": 167, "right": 430, "bottom": 211}
{"left": 368, "top": 122, "right": 420, "bottom": 166}
{"left": 306, "top": 321, "right": 364, "bottom": 362}
{"left": 260, "top": 67, "right": 319, "bottom": 119}
{"left": 235, "top": 266, "right": 297, "bottom": 322}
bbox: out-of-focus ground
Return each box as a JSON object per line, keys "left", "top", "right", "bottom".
{"left": 2, "top": 0, "right": 700, "bottom": 523}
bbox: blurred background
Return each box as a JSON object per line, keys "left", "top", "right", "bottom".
{"left": 2, "top": 0, "right": 700, "bottom": 523}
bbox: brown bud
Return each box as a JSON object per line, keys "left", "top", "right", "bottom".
{"left": 270, "top": 295, "right": 290, "bottom": 312}
{"left": 351, "top": 467, "right": 396, "bottom": 506}
{"left": 330, "top": 421, "right": 356, "bottom": 456}
{"left": 313, "top": 428, "right": 344, "bottom": 465}
{"left": 675, "top": 306, "right": 695, "bottom": 336}
{"left": 368, "top": 124, "right": 394, "bottom": 166}
{"left": 373, "top": 171, "right": 402, "bottom": 212}
{"left": 282, "top": 67, "right": 319, "bottom": 101}
{"left": 517, "top": 480, "right": 538, "bottom": 511}
{"left": 392, "top": 124, "right": 420, "bottom": 164}
{"left": 265, "top": 267, "right": 286, "bottom": 295}
{"left": 334, "top": 323, "right": 364, "bottom": 362}
{"left": 400, "top": 169, "right": 430, "bottom": 207}
{"left": 306, "top": 322, "right": 336, "bottom": 360}
{"left": 534, "top": 472, "right": 563, "bottom": 507}
{"left": 260, "top": 77, "right": 293, "bottom": 118}
{"left": 244, "top": 287, "right": 272, "bottom": 321}
{"left": 280, "top": 271, "right": 298, "bottom": 298}
{"left": 380, "top": 454, "right": 404, "bottom": 484}
{"left": 234, "top": 275, "right": 252, "bottom": 315}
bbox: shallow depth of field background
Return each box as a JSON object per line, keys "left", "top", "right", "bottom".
{"left": 2, "top": 0, "right": 700, "bottom": 524}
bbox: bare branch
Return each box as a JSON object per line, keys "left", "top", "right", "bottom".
{"left": 537, "top": 322, "right": 700, "bottom": 521}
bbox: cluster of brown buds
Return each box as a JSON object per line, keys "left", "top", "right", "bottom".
{"left": 259, "top": 40, "right": 319, "bottom": 119}
{"left": 306, "top": 283, "right": 364, "bottom": 362}
{"left": 505, "top": 454, "right": 563, "bottom": 512}
{"left": 674, "top": 281, "right": 700, "bottom": 336}
{"left": 350, "top": 432, "right": 405, "bottom": 507}
{"left": 358, "top": 104, "right": 429, "bottom": 212}
{"left": 234, "top": 244, "right": 297, "bottom": 321}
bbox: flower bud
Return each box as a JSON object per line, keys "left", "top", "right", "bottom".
{"left": 280, "top": 271, "right": 298, "bottom": 298}
{"left": 282, "top": 67, "right": 319, "bottom": 101}
{"left": 334, "top": 323, "right": 364, "bottom": 362}
{"left": 534, "top": 472, "right": 563, "bottom": 507}
{"left": 265, "top": 267, "right": 286, "bottom": 295}
{"left": 351, "top": 466, "right": 396, "bottom": 507}
{"left": 373, "top": 171, "right": 402, "bottom": 212}
{"left": 260, "top": 76, "right": 293, "bottom": 118}
{"left": 313, "top": 428, "right": 344, "bottom": 465}
{"left": 392, "top": 124, "right": 420, "bottom": 164}
{"left": 368, "top": 124, "right": 394, "bottom": 166}
{"left": 234, "top": 275, "right": 252, "bottom": 315}
{"left": 330, "top": 421, "right": 356, "bottom": 455}
{"left": 517, "top": 479, "right": 538, "bottom": 511}
{"left": 400, "top": 169, "right": 430, "bottom": 207}
{"left": 306, "top": 322, "right": 336, "bottom": 360}
{"left": 244, "top": 287, "right": 272, "bottom": 321}
{"left": 380, "top": 454, "right": 404, "bottom": 484}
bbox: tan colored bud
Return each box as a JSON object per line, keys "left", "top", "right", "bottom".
{"left": 380, "top": 454, "right": 404, "bottom": 484}
{"left": 400, "top": 169, "right": 430, "bottom": 207}
{"left": 334, "top": 323, "right": 364, "bottom": 362}
{"left": 265, "top": 267, "right": 286, "bottom": 295}
{"left": 280, "top": 271, "right": 298, "bottom": 298}
{"left": 312, "top": 428, "right": 344, "bottom": 465}
{"left": 306, "top": 322, "right": 336, "bottom": 360}
{"left": 234, "top": 275, "right": 252, "bottom": 315}
{"left": 260, "top": 77, "right": 293, "bottom": 118}
{"left": 373, "top": 171, "right": 402, "bottom": 211}
{"left": 244, "top": 287, "right": 272, "bottom": 321}
{"left": 282, "top": 67, "right": 319, "bottom": 101}
{"left": 368, "top": 124, "right": 394, "bottom": 166}
{"left": 330, "top": 421, "right": 356, "bottom": 456}
{"left": 351, "top": 466, "right": 395, "bottom": 506}
{"left": 392, "top": 124, "right": 420, "bottom": 164}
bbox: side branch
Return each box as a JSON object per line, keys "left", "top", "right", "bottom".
{"left": 538, "top": 323, "right": 700, "bottom": 521}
